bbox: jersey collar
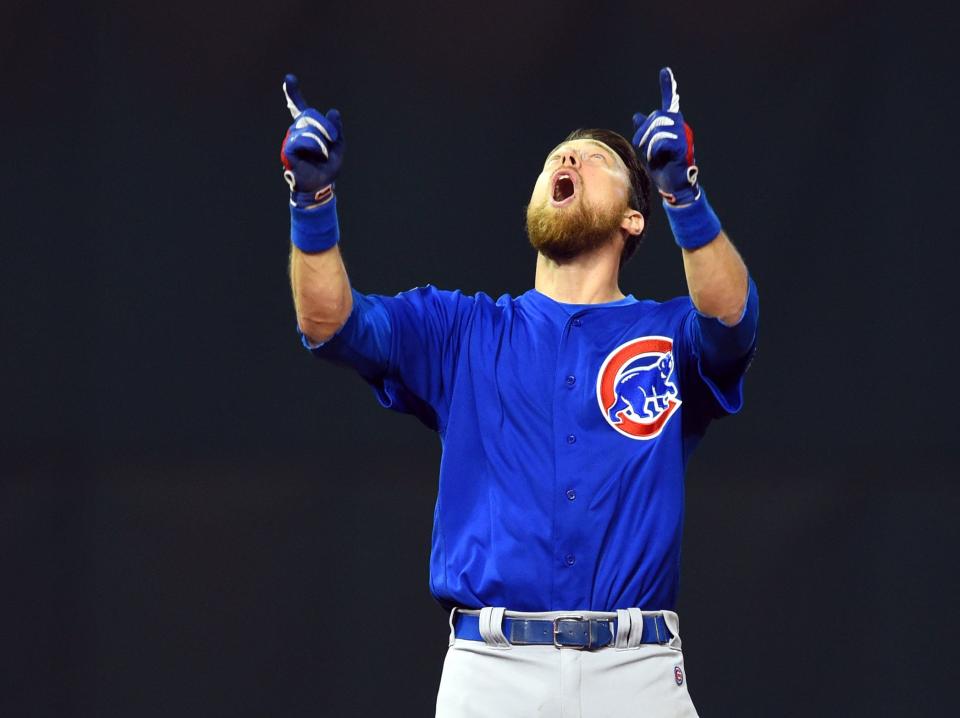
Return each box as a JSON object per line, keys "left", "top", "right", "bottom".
{"left": 522, "top": 288, "right": 639, "bottom": 316}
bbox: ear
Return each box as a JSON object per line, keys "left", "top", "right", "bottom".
{"left": 621, "top": 209, "right": 644, "bottom": 237}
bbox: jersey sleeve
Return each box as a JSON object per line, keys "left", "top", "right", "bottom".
{"left": 298, "top": 284, "right": 471, "bottom": 431}
{"left": 676, "top": 275, "right": 759, "bottom": 417}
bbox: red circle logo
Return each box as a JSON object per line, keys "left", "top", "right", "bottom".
{"left": 595, "top": 336, "right": 681, "bottom": 440}
{"left": 674, "top": 665, "right": 684, "bottom": 686}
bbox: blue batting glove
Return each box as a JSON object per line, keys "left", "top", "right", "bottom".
{"left": 281, "top": 74, "right": 344, "bottom": 252}
{"left": 631, "top": 67, "right": 700, "bottom": 206}
{"left": 632, "top": 67, "right": 721, "bottom": 250}
{"left": 280, "top": 74, "right": 345, "bottom": 209}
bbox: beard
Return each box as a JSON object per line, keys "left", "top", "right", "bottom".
{"left": 525, "top": 194, "right": 626, "bottom": 263}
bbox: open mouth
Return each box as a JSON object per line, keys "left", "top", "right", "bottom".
{"left": 550, "top": 171, "right": 578, "bottom": 206}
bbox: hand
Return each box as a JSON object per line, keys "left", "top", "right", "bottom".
{"left": 631, "top": 67, "right": 700, "bottom": 206}
{"left": 280, "top": 74, "right": 345, "bottom": 207}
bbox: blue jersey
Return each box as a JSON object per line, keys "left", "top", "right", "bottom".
{"left": 302, "top": 278, "right": 759, "bottom": 612}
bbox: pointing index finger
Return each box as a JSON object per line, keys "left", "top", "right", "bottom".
{"left": 283, "top": 73, "right": 308, "bottom": 118}
{"left": 659, "top": 67, "right": 679, "bottom": 113}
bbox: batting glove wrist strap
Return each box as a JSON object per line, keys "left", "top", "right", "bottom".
{"left": 290, "top": 184, "right": 334, "bottom": 210}
{"left": 663, "top": 187, "right": 722, "bottom": 250}
{"left": 290, "top": 194, "right": 340, "bottom": 252}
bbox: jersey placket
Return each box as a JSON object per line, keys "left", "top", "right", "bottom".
{"left": 551, "top": 310, "right": 590, "bottom": 610}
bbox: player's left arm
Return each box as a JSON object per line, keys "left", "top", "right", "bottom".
{"left": 680, "top": 231, "right": 748, "bottom": 326}
{"left": 633, "top": 67, "right": 759, "bottom": 368}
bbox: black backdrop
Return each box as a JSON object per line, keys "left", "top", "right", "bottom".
{"left": 3, "top": 1, "right": 958, "bottom": 715}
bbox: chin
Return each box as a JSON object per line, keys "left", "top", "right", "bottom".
{"left": 526, "top": 196, "right": 621, "bottom": 263}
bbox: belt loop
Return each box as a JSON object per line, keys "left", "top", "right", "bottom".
{"left": 478, "top": 606, "right": 511, "bottom": 649}
{"left": 661, "top": 609, "right": 682, "bottom": 650}
{"left": 614, "top": 609, "right": 632, "bottom": 650}
{"left": 626, "top": 608, "right": 645, "bottom": 649}
{"left": 448, "top": 607, "right": 458, "bottom": 647}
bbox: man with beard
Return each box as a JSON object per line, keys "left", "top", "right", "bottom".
{"left": 282, "top": 67, "right": 758, "bottom": 717}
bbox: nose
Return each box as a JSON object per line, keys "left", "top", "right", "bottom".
{"left": 558, "top": 148, "right": 580, "bottom": 168}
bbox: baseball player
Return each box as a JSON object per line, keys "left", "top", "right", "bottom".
{"left": 282, "top": 67, "right": 759, "bottom": 717}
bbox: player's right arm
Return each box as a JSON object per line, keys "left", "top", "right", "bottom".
{"left": 280, "top": 74, "right": 353, "bottom": 344}
{"left": 290, "top": 244, "right": 352, "bottom": 345}
{"left": 278, "top": 75, "right": 469, "bottom": 430}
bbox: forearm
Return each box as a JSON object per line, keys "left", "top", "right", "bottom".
{"left": 680, "top": 230, "right": 749, "bottom": 326}
{"left": 289, "top": 242, "right": 353, "bottom": 344}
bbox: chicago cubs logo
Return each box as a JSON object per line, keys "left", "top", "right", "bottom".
{"left": 674, "top": 665, "right": 684, "bottom": 686}
{"left": 595, "top": 336, "right": 681, "bottom": 440}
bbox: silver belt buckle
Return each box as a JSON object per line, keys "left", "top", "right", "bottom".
{"left": 552, "top": 614, "right": 586, "bottom": 649}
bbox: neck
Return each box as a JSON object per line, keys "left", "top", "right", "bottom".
{"left": 534, "top": 238, "right": 625, "bottom": 304}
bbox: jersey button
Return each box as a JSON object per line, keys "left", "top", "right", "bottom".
{"left": 565, "top": 375, "right": 576, "bottom": 387}
{"left": 564, "top": 554, "right": 576, "bottom": 566}
{"left": 566, "top": 489, "right": 576, "bottom": 501}
{"left": 571, "top": 318, "right": 582, "bottom": 327}
{"left": 566, "top": 434, "right": 576, "bottom": 444}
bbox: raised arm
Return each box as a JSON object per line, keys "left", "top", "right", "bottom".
{"left": 290, "top": 244, "right": 352, "bottom": 344}
{"left": 633, "top": 67, "right": 757, "bottom": 333}
{"left": 679, "top": 232, "right": 748, "bottom": 326}
{"left": 280, "top": 74, "right": 352, "bottom": 344}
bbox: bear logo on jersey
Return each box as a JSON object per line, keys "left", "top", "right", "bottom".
{"left": 596, "top": 336, "right": 681, "bottom": 440}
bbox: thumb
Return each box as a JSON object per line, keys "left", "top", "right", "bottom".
{"left": 632, "top": 112, "right": 648, "bottom": 128}
{"left": 325, "top": 108, "right": 343, "bottom": 138}
{"left": 659, "top": 67, "right": 679, "bottom": 113}
{"left": 283, "top": 73, "right": 309, "bottom": 118}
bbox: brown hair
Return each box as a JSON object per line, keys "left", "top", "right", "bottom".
{"left": 563, "top": 128, "right": 652, "bottom": 269}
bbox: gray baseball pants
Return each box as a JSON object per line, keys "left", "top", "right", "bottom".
{"left": 435, "top": 607, "right": 700, "bottom": 718}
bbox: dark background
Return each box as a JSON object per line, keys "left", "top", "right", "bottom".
{"left": 3, "top": 0, "right": 958, "bottom": 715}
